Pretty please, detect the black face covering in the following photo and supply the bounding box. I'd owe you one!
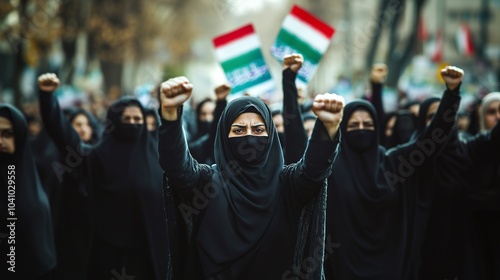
[346,129,376,152]
[114,123,143,140]
[228,135,269,163]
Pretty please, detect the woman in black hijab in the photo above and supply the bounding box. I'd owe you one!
[384,110,417,149]
[47,107,102,280]
[324,66,463,280]
[418,93,500,279]
[189,85,230,165]
[37,73,168,280]
[0,104,56,279]
[158,76,343,279]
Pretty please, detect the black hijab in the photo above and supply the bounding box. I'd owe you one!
[326,100,402,279]
[196,96,284,276]
[385,110,416,149]
[143,107,160,140]
[66,107,102,145]
[194,98,214,141]
[92,97,168,280]
[414,96,441,139]
[0,104,56,278]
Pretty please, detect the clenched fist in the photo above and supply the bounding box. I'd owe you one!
[214,84,231,101]
[283,53,304,73]
[441,66,464,91]
[38,73,60,92]
[370,63,388,84]
[160,76,193,121]
[312,93,345,139]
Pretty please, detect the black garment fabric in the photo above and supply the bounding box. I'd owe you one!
[39,92,168,280]
[369,81,386,145]
[30,129,62,205]
[159,96,339,279]
[189,99,227,165]
[385,110,417,149]
[282,68,308,164]
[325,85,460,280]
[0,104,56,279]
[420,120,500,280]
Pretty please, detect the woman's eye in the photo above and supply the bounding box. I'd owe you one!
[233,128,243,134]
[3,130,14,138]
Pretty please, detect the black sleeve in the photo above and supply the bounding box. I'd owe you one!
[284,120,340,208]
[158,109,212,195]
[38,90,92,156]
[370,81,386,142]
[466,120,500,163]
[386,84,461,180]
[371,81,385,123]
[282,68,308,164]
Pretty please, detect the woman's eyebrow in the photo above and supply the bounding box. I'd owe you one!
[231,124,247,127]
[251,123,265,128]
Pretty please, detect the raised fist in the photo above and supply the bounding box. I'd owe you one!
[440,66,464,91]
[312,93,345,138]
[160,76,193,120]
[371,63,388,84]
[38,73,60,92]
[283,53,304,73]
[214,84,231,101]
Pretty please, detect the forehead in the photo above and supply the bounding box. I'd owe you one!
[200,102,215,111]
[73,113,89,122]
[348,109,373,122]
[0,116,13,128]
[122,106,142,115]
[232,112,265,125]
[487,100,500,108]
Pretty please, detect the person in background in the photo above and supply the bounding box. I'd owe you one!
[0,104,56,280]
[38,73,169,280]
[324,66,463,280]
[189,84,230,165]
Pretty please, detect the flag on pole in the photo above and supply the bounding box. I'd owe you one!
[456,24,474,57]
[270,5,335,88]
[213,24,275,97]
[425,31,443,62]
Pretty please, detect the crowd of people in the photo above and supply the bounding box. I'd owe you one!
[1,53,499,280]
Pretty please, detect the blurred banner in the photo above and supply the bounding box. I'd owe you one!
[213,24,275,98]
[271,5,335,88]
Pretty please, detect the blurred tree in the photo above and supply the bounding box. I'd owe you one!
[366,0,427,88]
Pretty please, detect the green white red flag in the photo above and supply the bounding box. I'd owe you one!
[213,24,275,97]
[271,5,335,88]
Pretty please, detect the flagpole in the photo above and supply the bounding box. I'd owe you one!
[440,0,446,61]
